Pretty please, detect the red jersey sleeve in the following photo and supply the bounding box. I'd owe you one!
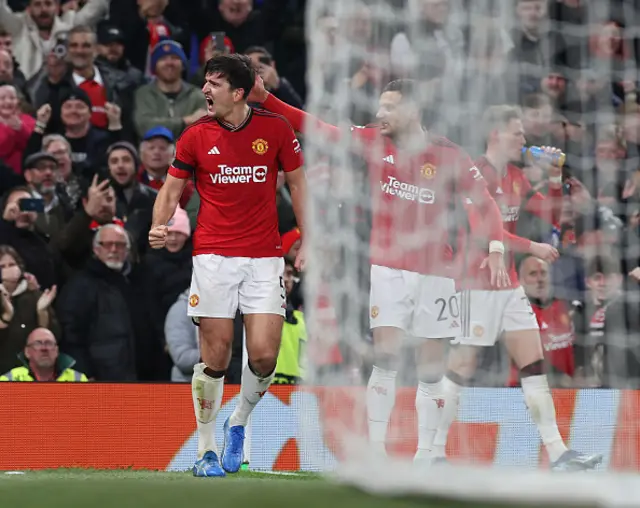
[452,150,504,243]
[277,118,304,172]
[524,177,563,226]
[168,127,198,180]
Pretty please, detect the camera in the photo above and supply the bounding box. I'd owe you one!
[52,32,68,59]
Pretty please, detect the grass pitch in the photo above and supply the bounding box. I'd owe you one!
[0,469,597,508]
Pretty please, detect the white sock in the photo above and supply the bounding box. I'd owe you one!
[521,374,568,463]
[192,363,224,459]
[414,380,445,460]
[229,364,274,427]
[432,376,463,459]
[366,365,397,454]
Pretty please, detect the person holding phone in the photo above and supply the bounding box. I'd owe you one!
[0,186,57,290]
[245,46,303,109]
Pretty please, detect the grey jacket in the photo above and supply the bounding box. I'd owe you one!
[165,291,199,383]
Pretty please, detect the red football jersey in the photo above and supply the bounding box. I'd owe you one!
[351,127,488,275]
[508,298,575,386]
[168,109,303,257]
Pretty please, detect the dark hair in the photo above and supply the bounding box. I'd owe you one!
[204,54,255,100]
[0,244,25,272]
[1,185,32,214]
[587,254,620,278]
[244,46,272,64]
[382,79,418,102]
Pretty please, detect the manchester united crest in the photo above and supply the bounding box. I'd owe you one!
[420,163,436,179]
[252,138,269,155]
[189,294,200,307]
[473,325,484,337]
[371,306,379,318]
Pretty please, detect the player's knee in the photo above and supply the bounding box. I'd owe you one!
[372,352,400,372]
[417,363,444,384]
[519,359,545,378]
[249,357,277,378]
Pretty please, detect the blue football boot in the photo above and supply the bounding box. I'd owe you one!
[551,450,603,472]
[192,450,226,477]
[221,417,245,473]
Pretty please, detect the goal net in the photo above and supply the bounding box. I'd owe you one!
[297,0,640,504]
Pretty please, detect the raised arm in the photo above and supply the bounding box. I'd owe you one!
[249,75,341,142]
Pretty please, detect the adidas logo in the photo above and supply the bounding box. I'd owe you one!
[383,155,394,164]
[208,146,221,155]
[450,320,459,328]
[496,186,503,194]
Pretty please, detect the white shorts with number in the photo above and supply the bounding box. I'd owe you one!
[369,265,460,338]
[188,254,286,319]
[454,286,538,346]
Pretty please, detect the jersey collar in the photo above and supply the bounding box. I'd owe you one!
[216,107,253,132]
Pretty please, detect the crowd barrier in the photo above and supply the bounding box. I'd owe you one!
[1,384,638,471]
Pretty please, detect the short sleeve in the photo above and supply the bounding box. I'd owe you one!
[277,119,304,172]
[168,127,198,179]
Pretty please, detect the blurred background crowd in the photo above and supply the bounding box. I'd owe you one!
[0,0,639,390]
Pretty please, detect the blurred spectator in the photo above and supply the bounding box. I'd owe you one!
[273,258,307,385]
[138,126,194,209]
[0,327,87,381]
[281,227,301,263]
[54,175,117,272]
[512,255,575,388]
[521,93,554,147]
[0,48,28,104]
[133,40,206,140]
[0,245,59,375]
[573,254,640,388]
[108,0,188,76]
[0,28,27,90]
[24,33,72,135]
[0,0,109,80]
[57,223,143,381]
[41,133,82,210]
[245,46,302,108]
[25,90,123,179]
[106,141,155,257]
[0,186,58,288]
[65,24,136,137]
[0,83,35,174]
[96,22,146,88]
[144,206,191,378]
[22,151,72,241]
[165,289,199,382]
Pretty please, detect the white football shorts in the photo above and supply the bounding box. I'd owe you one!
[369,264,460,339]
[453,286,539,347]
[188,254,286,319]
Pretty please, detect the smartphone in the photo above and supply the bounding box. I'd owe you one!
[210,32,227,53]
[19,198,45,213]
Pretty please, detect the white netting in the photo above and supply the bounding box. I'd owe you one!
[297,0,640,504]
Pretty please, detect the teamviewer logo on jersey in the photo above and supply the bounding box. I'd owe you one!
[380,176,434,204]
[210,164,268,184]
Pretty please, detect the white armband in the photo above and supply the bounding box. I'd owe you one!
[549,175,562,185]
[489,241,505,254]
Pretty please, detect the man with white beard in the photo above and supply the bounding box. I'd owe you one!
[22,151,73,240]
[57,223,145,381]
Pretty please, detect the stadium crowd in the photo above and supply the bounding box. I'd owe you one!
[0,0,638,389]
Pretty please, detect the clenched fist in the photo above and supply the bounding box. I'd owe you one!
[149,225,168,249]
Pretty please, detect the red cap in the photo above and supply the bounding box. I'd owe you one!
[281,228,301,255]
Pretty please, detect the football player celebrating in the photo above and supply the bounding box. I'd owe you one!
[248,76,509,461]
[149,55,306,477]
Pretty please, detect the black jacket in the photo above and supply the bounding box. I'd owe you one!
[112,181,156,259]
[57,258,146,381]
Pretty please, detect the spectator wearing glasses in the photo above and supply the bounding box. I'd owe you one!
[0,327,87,381]
[58,223,144,381]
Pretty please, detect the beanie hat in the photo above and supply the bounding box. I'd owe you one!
[151,40,187,72]
[167,206,191,237]
[281,227,301,255]
[106,141,139,166]
[61,88,92,110]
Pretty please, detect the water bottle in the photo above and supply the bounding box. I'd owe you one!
[522,146,566,168]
